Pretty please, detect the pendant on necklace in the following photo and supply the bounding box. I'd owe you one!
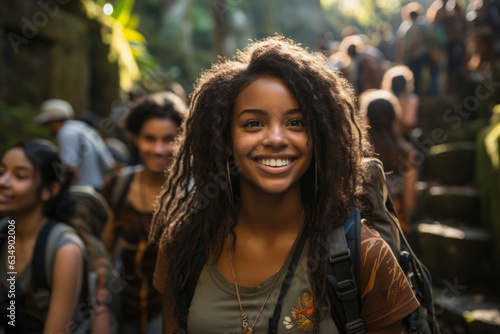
[241,314,252,334]
[242,327,253,334]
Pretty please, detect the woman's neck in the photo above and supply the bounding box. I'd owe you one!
[236,183,304,236]
[141,167,165,188]
[9,206,47,241]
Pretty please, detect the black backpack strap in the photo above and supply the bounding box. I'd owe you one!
[110,165,139,215]
[268,227,309,334]
[174,249,206,333]
[32,220,59,310]
[327,208,365,334]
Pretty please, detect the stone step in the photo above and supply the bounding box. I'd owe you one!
[434,286,500,334]
[417,221,494,288]
[416,184,481,226]
[420,141,476,185]
[413,118,485,147]
[416,94,488,144]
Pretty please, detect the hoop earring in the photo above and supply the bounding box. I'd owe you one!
[314,161,318,204]
[227,158,234,206]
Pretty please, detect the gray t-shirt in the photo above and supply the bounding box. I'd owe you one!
[58,120,115,190]
[187,243,338,334]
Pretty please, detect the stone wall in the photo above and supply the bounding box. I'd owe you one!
[0,0,121,116]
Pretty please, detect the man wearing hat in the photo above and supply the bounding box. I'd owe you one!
[34,99,116,190]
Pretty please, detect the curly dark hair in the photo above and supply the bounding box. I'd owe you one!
[124,91,186,135]
[150,36,371,329]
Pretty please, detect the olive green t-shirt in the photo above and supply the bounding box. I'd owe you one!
[154,223,419,333]
[187,243,336,333]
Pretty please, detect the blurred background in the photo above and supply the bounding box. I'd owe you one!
[1,0,500,332]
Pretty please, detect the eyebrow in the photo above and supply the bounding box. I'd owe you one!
[16,165,34,171]
[0,164,33,173]
[237,108,302,118]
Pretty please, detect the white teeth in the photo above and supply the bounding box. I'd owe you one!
[256,158,293,167]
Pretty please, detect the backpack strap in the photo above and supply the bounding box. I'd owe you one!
[110,165,140,215]
[174,247,206,334]
[327,208,365,334]
[32,220,88,312]
[268,227,309,334]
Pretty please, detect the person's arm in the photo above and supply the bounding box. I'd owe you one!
[161,299,178,334]
[91,261,111,334]
[100,174,119,259]
[403,158,419,223]
[91,303,111,334]
[402,94,419,132]
[43,242,84,334]
[101,211,117,259]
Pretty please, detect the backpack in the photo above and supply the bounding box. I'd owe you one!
[109,165,141,215]
[324,158,439,334]
[172,158,439,334]
[0,219,92,334]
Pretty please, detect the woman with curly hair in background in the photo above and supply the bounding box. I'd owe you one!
[151,36,419,334]
[101,92,186,334]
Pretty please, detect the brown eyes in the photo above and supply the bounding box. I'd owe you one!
[242,119,306,128]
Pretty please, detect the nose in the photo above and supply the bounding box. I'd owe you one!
[0,172,11,188]
[153,141,166,155]
[262,124,288,149]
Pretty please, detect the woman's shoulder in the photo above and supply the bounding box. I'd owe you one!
[358,221,419,330]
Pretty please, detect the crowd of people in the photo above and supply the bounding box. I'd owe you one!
[3,1,500,332]
[324,0,500,97]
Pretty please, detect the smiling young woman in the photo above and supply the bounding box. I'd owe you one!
[150,36,419,334]
[0,140,85,333]
[100,92,186,334]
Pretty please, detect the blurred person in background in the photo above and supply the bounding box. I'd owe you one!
[396,2,440,96]
[360,90,418,234]
[101,92,186,334]
[466,0,500,72]
[34,99,116,191]
[330,34,385,94]
[381,65,420,141]
[70,185,117,334]
[164,82,187,106]
[371,23,397,62]
[0,140,85,333]
[427,0,467,93]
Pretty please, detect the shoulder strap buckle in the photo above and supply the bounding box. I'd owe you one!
[346,319,365,334]
[335,279,358,301]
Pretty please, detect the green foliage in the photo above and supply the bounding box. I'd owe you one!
[476,110,500,292]
[0,102,53,154]
[321,0,403,36]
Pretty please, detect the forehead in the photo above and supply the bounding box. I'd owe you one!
[1,148,36,173]
[234,76,299,113]
[139,118,178,134]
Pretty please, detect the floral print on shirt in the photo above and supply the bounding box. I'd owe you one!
[283,292,315,331]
